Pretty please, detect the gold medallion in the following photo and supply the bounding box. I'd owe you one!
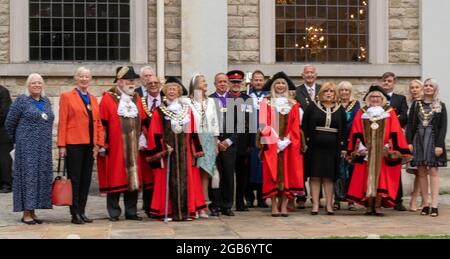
[371,122,379,130]
[221,108,228,113]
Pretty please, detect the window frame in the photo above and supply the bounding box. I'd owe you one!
[10,0,148,64]
[260,0,389,65]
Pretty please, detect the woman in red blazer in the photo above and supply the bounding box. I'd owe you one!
[57,67,104,224]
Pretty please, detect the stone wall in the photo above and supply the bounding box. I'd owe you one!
[0,0,9,63]
[148,0,181,64]
[228,0,260,64]
[389,0,420,64]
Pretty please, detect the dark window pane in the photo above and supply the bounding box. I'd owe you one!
[30,0,130,61]
[276,0,369,62]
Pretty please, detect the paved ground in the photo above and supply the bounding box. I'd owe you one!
[1,192,450,239]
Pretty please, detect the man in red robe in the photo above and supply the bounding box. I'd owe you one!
[97,66,147,221]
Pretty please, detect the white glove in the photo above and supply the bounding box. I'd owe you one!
[277,137,292,152]
[139,133,148,150]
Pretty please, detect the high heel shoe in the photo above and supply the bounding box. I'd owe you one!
[326,208,335,216]
[430,208,439,217]
[311,210,319,216]
[421,206,430,216]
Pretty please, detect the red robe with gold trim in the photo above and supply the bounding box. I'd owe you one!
[97,88,146,194]
[146,106,206,221]
[139,97,156,191]
[259,99,304,199]
[347,108,412,208]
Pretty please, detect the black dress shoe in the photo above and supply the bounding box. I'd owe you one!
[80,214,93,223]
[236,206,249,212]
[33,218,44,224]
[126,215,143,221]
[221,209,235,216]
[71,215,84,225]
[394,203,407,211]
[246,200,255,208]
[109,217,120,222]
[210,210,220,217]
[258,201,269,208]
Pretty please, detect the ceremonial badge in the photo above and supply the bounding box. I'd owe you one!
[42,113,49,121]
[221,108,228,113]
[87,104,92,111]
[371,122,379,130]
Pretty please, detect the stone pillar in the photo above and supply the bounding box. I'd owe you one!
[421,0,450,138]
[181,0,228,93]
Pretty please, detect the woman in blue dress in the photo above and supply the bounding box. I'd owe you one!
[334,81,360,211]
[5,73,55,225]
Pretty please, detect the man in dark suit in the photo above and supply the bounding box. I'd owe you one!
[382,72,409,211]
[227,70,252,212]
[136,73,161,218]
[0,85,13,193]
[295,64,322,110]
[136,66,155,98]
[209,73,239,217]
[295,65,322,208]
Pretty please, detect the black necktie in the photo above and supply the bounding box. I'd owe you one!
[151,98,158,111]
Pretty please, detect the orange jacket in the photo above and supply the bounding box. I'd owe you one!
[58,89,104,147]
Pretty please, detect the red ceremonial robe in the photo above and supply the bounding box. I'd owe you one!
[147,106,206,221]
[259,99,304,199]
[346,108,412,208]
[97,88,146,194]
[139,97,155,191]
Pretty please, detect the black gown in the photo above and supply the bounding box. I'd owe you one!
[302,102,347,180]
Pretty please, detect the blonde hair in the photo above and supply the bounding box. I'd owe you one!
[409,79,423,102]
[318,82,338,103]
[337,81,354,102]
[25,73,46,97]
[270,78,295,105]
[365,91,388,107]
[423,78,442,113]
[74,67,92,81]
[162,82,183,97]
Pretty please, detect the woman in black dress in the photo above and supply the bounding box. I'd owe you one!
[407,78,447,217]
[302,82,346,215]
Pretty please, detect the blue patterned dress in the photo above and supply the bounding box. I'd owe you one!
[5,95,54,212]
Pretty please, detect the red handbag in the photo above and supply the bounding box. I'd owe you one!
[51,158,73,206]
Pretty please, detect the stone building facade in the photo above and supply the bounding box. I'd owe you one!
[0,0,448,133]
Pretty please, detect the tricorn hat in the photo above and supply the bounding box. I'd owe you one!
[114,66,139,83]
[262,71,296,92]
[165,76,188,96]
[364,85,389,101]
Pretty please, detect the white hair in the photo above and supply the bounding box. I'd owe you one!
[74,67,92,81]
[25,73,46,97]
[424,78,442,113]
[140,66,155,77]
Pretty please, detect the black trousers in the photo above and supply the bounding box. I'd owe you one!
[142,188,154,214]
[246,183,263,205]
[235,154,249,208]
[209,147,236,211]
[396,176,403,204]
[107,191,138,218]
[0,143,13,188]
[66,144,94,216]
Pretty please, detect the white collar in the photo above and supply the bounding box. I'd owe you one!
[305,83,316,89]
